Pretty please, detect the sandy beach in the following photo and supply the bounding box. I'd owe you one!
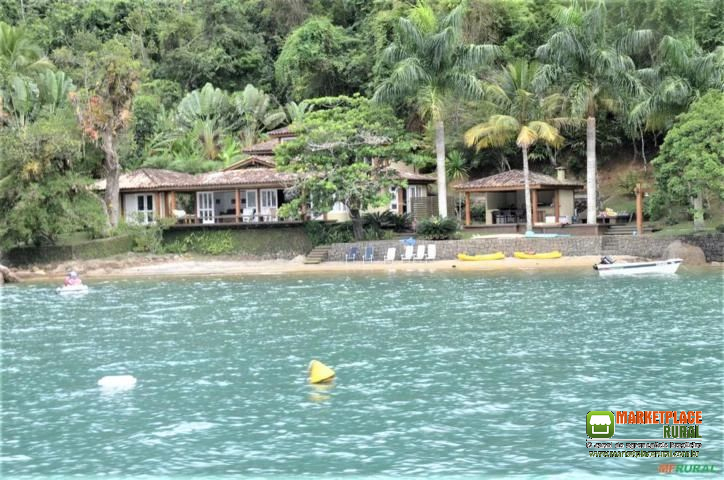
[11,254,662,281]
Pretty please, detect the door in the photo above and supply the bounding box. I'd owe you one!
[135,194,154,224]
[197,192,214,223]
[260,189,277,219]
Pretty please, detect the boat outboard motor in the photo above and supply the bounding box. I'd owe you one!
[601,256,615,264]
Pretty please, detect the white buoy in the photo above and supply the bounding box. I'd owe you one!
[98,375,137,391]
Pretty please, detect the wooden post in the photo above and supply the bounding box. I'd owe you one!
[465,191,471,226]
[235,189,241,223]
[155,192,161,219]
[554,189,560,223]
[635,183,643,236]
[169,191,176,212]
[397,188,404,214]
[532,189,538,226]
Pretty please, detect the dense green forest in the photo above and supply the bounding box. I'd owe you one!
[0,0,722,247]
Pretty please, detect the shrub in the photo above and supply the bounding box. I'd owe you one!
[115,217,175,253]
[416,216,459,240]
[304,221,354,245]
[165,231,235,255]
[471,204,486,222]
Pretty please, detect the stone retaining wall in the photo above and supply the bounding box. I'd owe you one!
[327,233,724,262]
[679,234,724,262]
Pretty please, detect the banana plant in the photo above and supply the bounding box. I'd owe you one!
[233,84,285,146]
[37,70,74,114]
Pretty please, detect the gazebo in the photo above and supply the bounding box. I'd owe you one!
[455,168,583,227]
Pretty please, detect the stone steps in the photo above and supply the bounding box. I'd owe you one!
[605,225,653,235]
[303,245,331,264]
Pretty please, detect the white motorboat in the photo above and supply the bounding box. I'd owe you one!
[56,284,89,295]
[594,257,683,276]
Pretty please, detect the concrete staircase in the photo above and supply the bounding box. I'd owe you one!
[303,245,331,264]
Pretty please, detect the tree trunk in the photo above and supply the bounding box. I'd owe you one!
[586,116,597,225]
[102,129,121,227]
[434,120,448,218]
[522,146,533,232]
[350,208,364,240]
[692,191,705,230]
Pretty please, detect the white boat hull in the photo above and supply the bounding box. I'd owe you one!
[595,258,682,277]
[57,284,89,295]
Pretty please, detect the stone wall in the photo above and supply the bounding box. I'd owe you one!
[679,233,724,262]
[328,237,603,261]
[4,236,134,267]
[327,233,724,262]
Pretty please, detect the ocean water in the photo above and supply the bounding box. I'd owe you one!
[1,270,722,478]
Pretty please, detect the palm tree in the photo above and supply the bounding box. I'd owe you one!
[632,36,723,133]
[373,1,498,217]
[536,0,651,224]
[0,22,53,76]
[465,61,565,232]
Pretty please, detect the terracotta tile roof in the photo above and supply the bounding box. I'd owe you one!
[266,126,295,138]
[95,167,296,191]
[195,168,297,187]
[223,155,276,171]
[242,138,281,154]
[93,168,196,190]
[455,169,583,191]
[393,169,437,183]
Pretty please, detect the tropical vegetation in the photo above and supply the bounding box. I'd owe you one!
[0,0,722,249]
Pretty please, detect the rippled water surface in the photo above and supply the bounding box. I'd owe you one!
[1,270,722,478]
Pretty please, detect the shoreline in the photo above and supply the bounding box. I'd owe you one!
[10,255,722,282]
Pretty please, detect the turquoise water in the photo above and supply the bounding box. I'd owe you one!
[1,270,722,478]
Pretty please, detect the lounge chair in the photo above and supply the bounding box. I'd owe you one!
[401,245,414,262]
[413,245,426,261]
[242,208,256,223]
[425,244,437,262]
[383,247,396,263]
[345,246,359,262]
[362,246,374,263]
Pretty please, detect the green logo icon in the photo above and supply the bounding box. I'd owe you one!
[587,411,615,438]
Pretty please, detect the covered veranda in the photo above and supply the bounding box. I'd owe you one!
[455,169,584,230]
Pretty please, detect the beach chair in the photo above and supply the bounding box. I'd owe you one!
[401,245,414,262]
[413,244,426,261]
[425,244,437,262]
[383,247,396,263]
[345,246,359,262]
[362,246,374,263]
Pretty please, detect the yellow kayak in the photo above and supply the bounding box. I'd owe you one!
[457,252,505,261]
[513,251,563,259]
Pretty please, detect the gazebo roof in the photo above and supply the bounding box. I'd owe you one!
[455,169,582,191]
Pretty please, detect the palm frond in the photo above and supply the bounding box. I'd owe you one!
[616,29,655,55]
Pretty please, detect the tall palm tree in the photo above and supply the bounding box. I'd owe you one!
[632,36,723,133]
[536,0,651,224]
[465,61,565,232]
[373,1,498,217]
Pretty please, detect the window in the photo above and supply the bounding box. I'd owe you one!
[245,190,257,209]
[389,187,399,212]
[261,189,277,210]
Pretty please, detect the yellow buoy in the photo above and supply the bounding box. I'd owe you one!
[308,360,335,384]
